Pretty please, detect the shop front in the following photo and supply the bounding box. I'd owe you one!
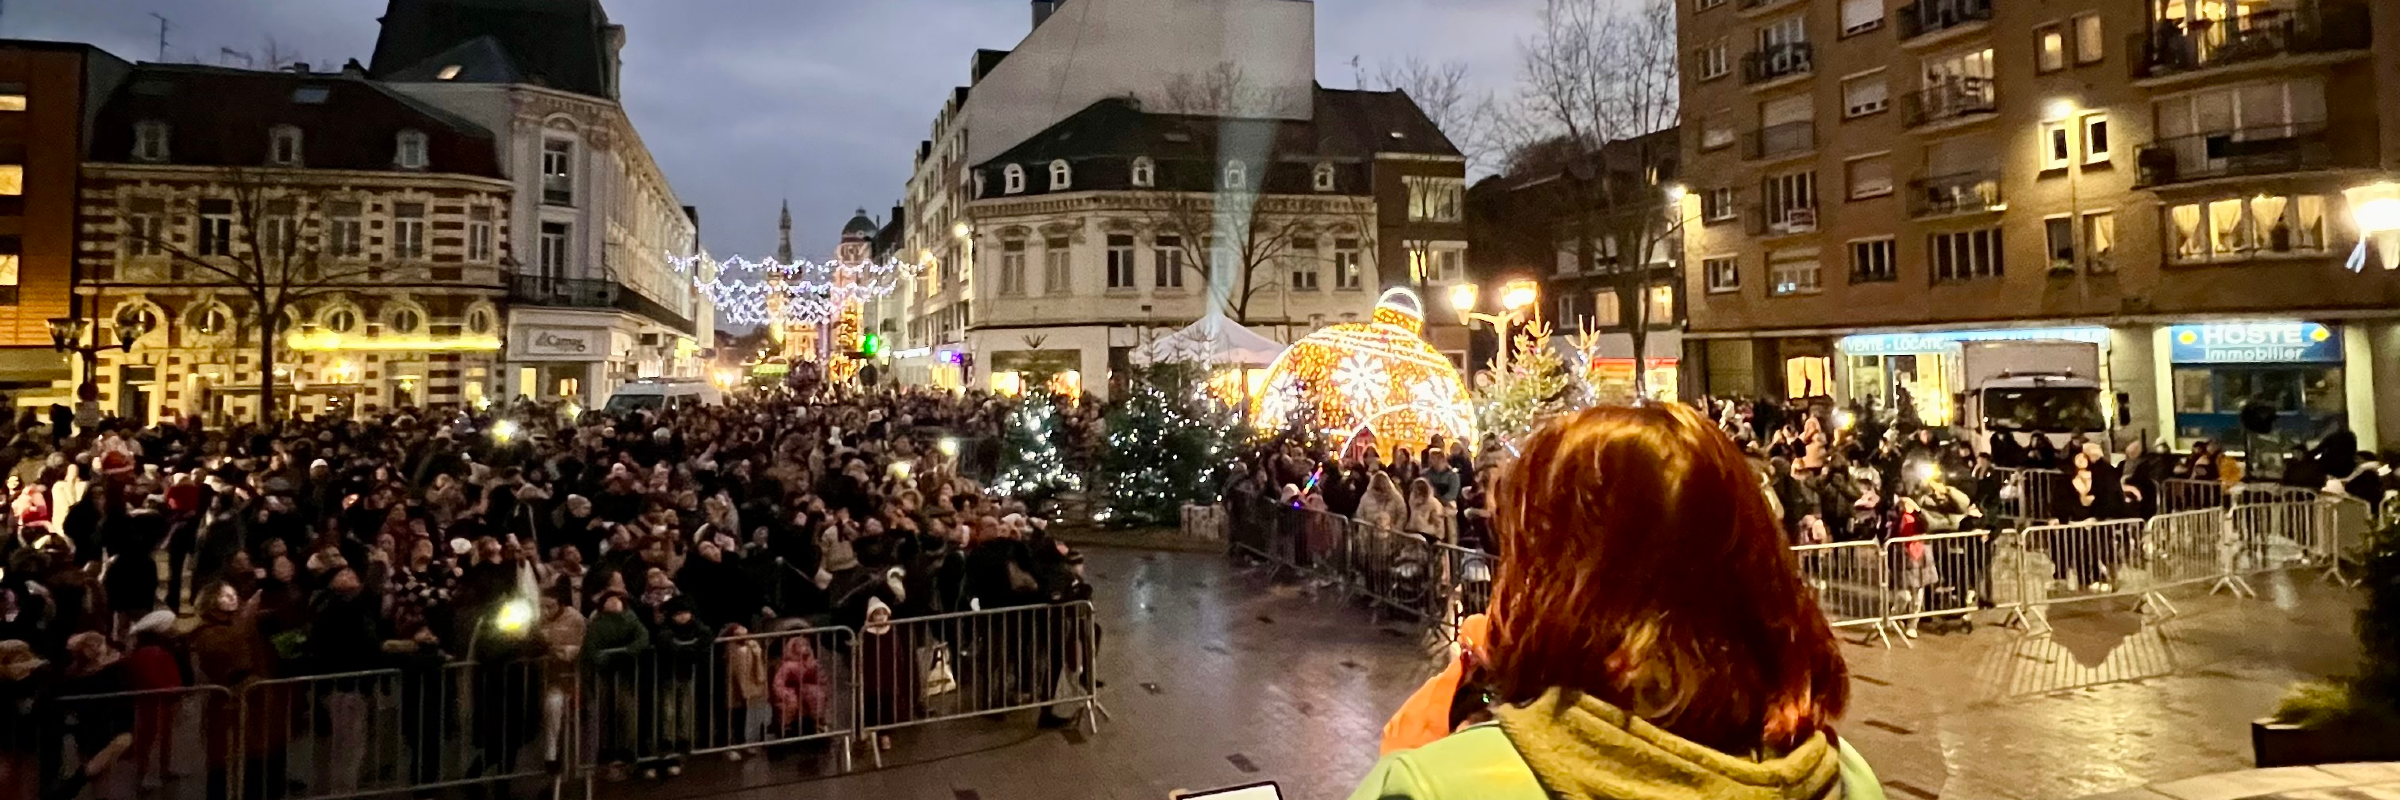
[509,324,611,407]
[1835,327,2113,425]
[2165,321,2346,447]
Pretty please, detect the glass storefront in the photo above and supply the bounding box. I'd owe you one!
[2166,321,2346,447]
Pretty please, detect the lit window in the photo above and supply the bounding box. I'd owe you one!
[1645,285,1674,325]
[0,165,20,196]
[437,64,463,80]
[1594,290,1622,326]
[2074,14,2104,64]
[2084,211,2116,272]
[2037,27,2066,72]
[0,83,24,111]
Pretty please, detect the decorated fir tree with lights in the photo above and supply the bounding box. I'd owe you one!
[1474,321,1572,446]
[1098,366,1242,527]
[994,386,1081,507]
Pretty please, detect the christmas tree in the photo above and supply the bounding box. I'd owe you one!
[993,386,1081,507]
[1474,321,1572,447]
[1098,366,1244,527]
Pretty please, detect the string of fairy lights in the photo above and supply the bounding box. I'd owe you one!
[668,253,927,327]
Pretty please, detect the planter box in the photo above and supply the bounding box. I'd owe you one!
[2253,718,2400,767]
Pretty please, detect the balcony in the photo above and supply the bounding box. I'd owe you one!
[1908,171,2004,218]
[2132,122,2363,187]
[1902,78,1998,129]
[1743,121,1816,161]
[509,274,696,334]
[1741,43,1814,86]
[1897,0,1994,44]
[1745,203,1819,237]
[2134,1,2372,82]
[1735,0,1803,14]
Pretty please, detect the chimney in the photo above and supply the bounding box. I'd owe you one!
[290,62,311,74]
[1032,0,1058,29]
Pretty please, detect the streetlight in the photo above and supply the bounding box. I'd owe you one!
[49,315,140,421]
[2343,181,2400,271]
[1451,278,1541,382]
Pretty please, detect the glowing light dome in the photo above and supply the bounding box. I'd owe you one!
[1252,287,1474,458]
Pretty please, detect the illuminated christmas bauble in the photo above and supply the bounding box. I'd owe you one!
[1253,288,1474,457]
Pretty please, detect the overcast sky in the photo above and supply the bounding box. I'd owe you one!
[4,0,1541,263]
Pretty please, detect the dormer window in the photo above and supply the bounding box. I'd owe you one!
[133,121,170,162]
[436,64,463,81]
[1313,163,1336,192]
[1131,157,1156,188]
[269,125,304,167]
[395,130,429,170]
[1003,164,1026,194]
[1049,160,1071,191]
[1223,160,1247,190]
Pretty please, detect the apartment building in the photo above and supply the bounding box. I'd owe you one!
[0,41,130,401]
[1680,0,2400,449]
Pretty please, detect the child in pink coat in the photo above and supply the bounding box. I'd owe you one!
[769,637,828,737]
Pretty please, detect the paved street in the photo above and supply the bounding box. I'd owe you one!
[605,545,2365,800]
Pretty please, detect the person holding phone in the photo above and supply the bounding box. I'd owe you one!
[1349,404,1883,800]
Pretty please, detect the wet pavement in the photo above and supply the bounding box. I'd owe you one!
[569,545,2367,800]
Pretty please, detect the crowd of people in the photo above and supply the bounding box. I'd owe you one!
[0,380,1102,799]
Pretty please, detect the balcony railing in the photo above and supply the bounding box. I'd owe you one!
[542,176,574,206]
[1741,42,1814,85]
[2135,1,2372,79]
[1735,0,1802,12]
[1744,203,1819,237]
[510,274,697,334]
[1743,121,1816,161]
[1908,170,2004,218]
[2132,122,2357,187]
[1897,0,1995,41]
[1902,77,1998,128]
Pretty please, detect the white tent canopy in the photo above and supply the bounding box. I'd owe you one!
[1140,311,1288,366]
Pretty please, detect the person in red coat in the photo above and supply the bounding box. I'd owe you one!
[121,610,184,790]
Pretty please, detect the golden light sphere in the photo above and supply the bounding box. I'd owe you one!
[1253,288,1474,458]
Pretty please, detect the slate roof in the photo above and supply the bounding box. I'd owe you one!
[368,0,618,99]
[89,63,504,178]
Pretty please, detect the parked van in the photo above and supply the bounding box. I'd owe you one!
[604,378,721,413]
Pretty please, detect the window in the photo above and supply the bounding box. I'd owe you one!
[1701,113,1736,150]
[259,201,298,259]
[1313,163,1337,192]
[1704,255,1740,293]
[0,83,23,111]
[1769,250,1822,296]
[123,202,163,257]
[2084,212,2116,272]
[1289,237,1320,290]
[1334,239,1362,289]
[1838,0,1883,35]
[1929,226,2005,281]
[2040,121,2072,170]
[998,240,1028,294]
[1106,234,1138,288]
[465,306,495,335]
[2166,195,2332,263]
[1131,157,1156,188]
[1223,161,1247,189]
[1841,72,1888,117]
[1845,154,1892,199]
[1594,290,1623,327]
[1003,164,1026,194]
[328,201,363,258]
[197,199,234,257]
[395,130,429,169]
[1153,235,1185,288]
[394,203,427,260]
[1701,187,1737,222]
[1413,245,1464,284]
[1043,237,1072,294]
[387,308,423,336]
[437,64,464,81]
[1644,285,1675,326]
[321,306,360,334]
[2037,26,2066,72]
[1697,0,1725,10]
[0,164,19,197]
[292,86,331,104]
[2044,216,2077,270]
[190,304,231,337]
[468,207,495,262]
[1762,170,1817,231]
[542,139,574,205]
[2081,113,2111,164]
[2074,14,2104,64]
[1406,177,1464,222]
[134,121,170,162]
[1048,160,1071,191]
[269,125,303,167]
[0,236,16,304]
[1696,40,1730,80]
[538,222,571,279]
[1849,238,1897,282]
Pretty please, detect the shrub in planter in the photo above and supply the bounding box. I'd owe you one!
[2258,515,2400,766]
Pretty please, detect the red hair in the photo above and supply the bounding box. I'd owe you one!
[1486,403,1848,753]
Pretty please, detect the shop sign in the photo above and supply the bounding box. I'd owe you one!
[522,328,605,359]
[891,347,933,360]
[1837,327,2112,356]
[2168,322,2341,364]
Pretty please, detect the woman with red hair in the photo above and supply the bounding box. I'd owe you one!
[1352,403,1882,799]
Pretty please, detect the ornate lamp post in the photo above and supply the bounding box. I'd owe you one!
[49,314,139,423]
[1448,278,1541,385]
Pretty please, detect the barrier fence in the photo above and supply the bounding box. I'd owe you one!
[1221,486,2364,648]
[19,607,1099,800]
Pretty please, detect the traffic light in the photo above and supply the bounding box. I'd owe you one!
[860,333,883,357]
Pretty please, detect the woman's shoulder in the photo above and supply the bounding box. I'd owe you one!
[1347,726,1548,800]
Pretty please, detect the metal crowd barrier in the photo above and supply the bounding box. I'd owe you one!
[1347,519,1442,625]
[1221,493,1501,644]
[2009,519,2162,633]
[859,602,1102,767]
[1791,540,1895,647]
[2157,478,2227,515]
[26,684,238,800]
[1881,530,1993,638]
[1990,468,2069,530]
[580,625,861,784]
[240,658,554,800]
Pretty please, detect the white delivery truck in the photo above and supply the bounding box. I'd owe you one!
[1954,339,2112,453]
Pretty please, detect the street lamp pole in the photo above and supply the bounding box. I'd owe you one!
[49,309,140,431]
[1448,279,1541,385]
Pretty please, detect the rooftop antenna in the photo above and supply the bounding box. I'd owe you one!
[147,13,170,62]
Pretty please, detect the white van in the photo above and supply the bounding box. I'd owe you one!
[604,379,722,413]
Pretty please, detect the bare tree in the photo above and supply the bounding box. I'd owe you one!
[1159,62,1293,118]
[1369,57,1502,175]
[125,167,380,422]
[1136,189,1314,326]
[1502,0,1684,399]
